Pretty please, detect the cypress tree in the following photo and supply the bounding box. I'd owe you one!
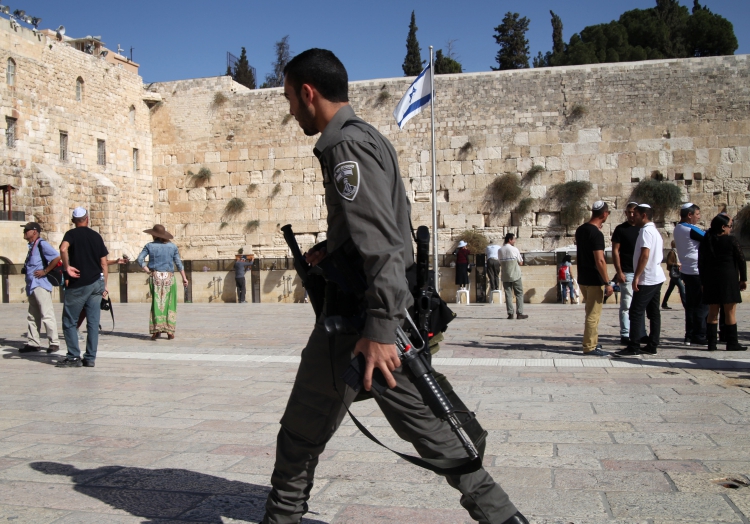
[402,11,424,76]
[233,47,256,90]
[492,12,531,70]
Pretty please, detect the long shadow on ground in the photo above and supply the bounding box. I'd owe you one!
[30,462,327,523]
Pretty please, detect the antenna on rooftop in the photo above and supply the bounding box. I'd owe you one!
[117,44,124,54]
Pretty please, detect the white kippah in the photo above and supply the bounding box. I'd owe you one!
[626,201,639,206]
[72,207,87,218]
[592,200,606,211]
[681,202,695,210]
[637,203,652,209]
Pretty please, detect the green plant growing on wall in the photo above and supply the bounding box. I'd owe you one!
[213,92,228,106]
[219,222,229,230]
[273,170,282,180]
[224,197,246,216]
[549,180,593,225]
[270,183,281,198]
[567,104,587,123]
[489,173,523,204]
[525,165,544,180]
[247,183,258,194]
[515,197,535,216]
[244,220,260,233]
[631,178,682,219]
[188,167,212,186]
[238,247,244,255]
[281,113,293,125]
[455,230,489,255]
[457,141,473,160]
[375,89,391,107]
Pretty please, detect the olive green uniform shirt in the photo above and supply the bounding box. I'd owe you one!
[313,105,414,344]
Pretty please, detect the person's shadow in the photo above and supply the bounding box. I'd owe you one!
[30,462,328,523]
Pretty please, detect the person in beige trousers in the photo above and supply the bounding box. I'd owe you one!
[19,222,61,353]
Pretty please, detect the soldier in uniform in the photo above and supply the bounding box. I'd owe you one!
[263,48,526,524]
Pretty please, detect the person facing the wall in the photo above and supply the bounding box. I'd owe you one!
[575,200,613,357]
[234,255,253,303]
[19,221,61,354]
[485,238,501,292]
[499,233,527,320]
[674,202,707,346]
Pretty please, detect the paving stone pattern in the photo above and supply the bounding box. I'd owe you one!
[1,302,750,523]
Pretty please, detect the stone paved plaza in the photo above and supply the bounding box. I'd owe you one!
[1,301,750,523]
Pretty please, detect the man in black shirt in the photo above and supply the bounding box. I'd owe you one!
[57,207,109,368]
[612,202,641,345]
[575,201,613,356]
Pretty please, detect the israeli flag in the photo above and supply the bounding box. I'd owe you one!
[393,64,432,130]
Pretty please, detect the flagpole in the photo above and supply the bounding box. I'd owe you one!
[429,46,439,292]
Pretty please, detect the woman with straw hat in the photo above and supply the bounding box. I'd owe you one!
[137,225,188,340]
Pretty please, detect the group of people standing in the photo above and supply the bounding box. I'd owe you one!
[575,200,746,357]
[20,209,188,365]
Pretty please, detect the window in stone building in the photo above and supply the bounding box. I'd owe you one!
[76,77,84,102]
[60,132,68,162]
[6,58,15,86]
[129,105,135,124]
[6,117,16,148]
[97,139,106,166]
[132,148,139,172]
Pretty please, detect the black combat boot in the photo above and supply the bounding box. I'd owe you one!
[502,512,530,524]
[725,324,747,351]
[706,323,718,352]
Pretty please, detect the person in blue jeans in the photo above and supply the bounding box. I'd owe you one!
[612,202,642,345]
[57,207,110,368]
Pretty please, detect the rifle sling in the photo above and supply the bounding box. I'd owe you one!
[327,335,482,476]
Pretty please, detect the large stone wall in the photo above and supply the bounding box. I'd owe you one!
[150,54,750,259]
[0,22,155,258]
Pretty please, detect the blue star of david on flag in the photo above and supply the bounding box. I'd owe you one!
[393,64,432,130]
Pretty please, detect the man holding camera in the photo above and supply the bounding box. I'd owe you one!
[57,207,109,368]
[262,49,526,524]
[19,221,61,353]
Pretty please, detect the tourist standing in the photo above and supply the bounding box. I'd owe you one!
[575,201,613,356]
[611,202,641,345]
[674,203,707,345]
[614,204,665,358]
[499,233,527,319]
[137,225,188,340]
[699,214,747,351]
[455,240,470,290]
[485,239,501,291]
[19,222,61,354]
[234,255,253,303]
[57,207,109,368]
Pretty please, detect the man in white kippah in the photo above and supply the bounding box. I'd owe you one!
[673,202,707,346]
[614,204,665,358]
[575,200,613,357]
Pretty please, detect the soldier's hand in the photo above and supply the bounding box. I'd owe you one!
[354,338,401,391]
[305,247,327,267]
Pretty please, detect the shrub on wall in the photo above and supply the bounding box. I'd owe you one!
[224,198,246,216]
[631,179,682,219]
[489,173,522,204]
[549,181,593,225]
[244,220,260,233]
[515,197,535,216]
[454,230,489,255]
[188,167,212,186]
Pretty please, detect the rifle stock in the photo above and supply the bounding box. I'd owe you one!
[281,224,326,317]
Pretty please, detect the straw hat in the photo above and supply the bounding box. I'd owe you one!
[143,224,174,240]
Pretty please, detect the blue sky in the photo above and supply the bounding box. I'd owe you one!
[21,0,749,84]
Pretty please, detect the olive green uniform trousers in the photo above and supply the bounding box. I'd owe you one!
[263,323,518,524]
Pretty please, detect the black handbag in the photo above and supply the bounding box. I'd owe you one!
[669,265,680,279]
[37,241,64,287]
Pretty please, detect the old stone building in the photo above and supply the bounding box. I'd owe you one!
[2,18,750,263]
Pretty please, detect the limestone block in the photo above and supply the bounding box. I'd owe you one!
[466,214,484,228]
[514,132,529,146]
[721,148,738,164]
[631,167,646,181]
[529,185,547,199]
[204,151,221,163]
[472,160,485,174]
[188,187,206,201]
[239,149,249,160]
[566,170,590,182]
[442,213,466,229]
[546,157,562,171]
[596,154,618,169]
[450,136,468,149]
[517,157,532,173]
[536,212,560,227]
[668,137,693,150]
[517,225,533,238]
[658,150,673,166]
[637,139,662,152]
[485,147,503,160]
[578,128,601,143]
[716,165,732,178]
[528,131,546,145]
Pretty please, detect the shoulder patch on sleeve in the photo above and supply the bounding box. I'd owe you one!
[333,161,360,202]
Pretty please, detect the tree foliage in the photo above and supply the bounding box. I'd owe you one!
[492,12,530,70]
[402,11,424,76]
[261,36,291,88]
[434,49,462,74]
[533,0,737,68]
[229,47,256,90]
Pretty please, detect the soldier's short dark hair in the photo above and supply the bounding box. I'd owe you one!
[283,48,349,103]
[680,204,700,220]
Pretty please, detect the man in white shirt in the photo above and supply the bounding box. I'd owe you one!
[613,204,666,358]
[485,239,501,291]
[499,233,528,320]
[673,202,707,345]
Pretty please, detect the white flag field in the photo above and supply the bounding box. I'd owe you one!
[393,64,432,130]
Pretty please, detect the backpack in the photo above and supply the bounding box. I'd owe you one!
[558,265,569,281]
[37,240,64,287]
